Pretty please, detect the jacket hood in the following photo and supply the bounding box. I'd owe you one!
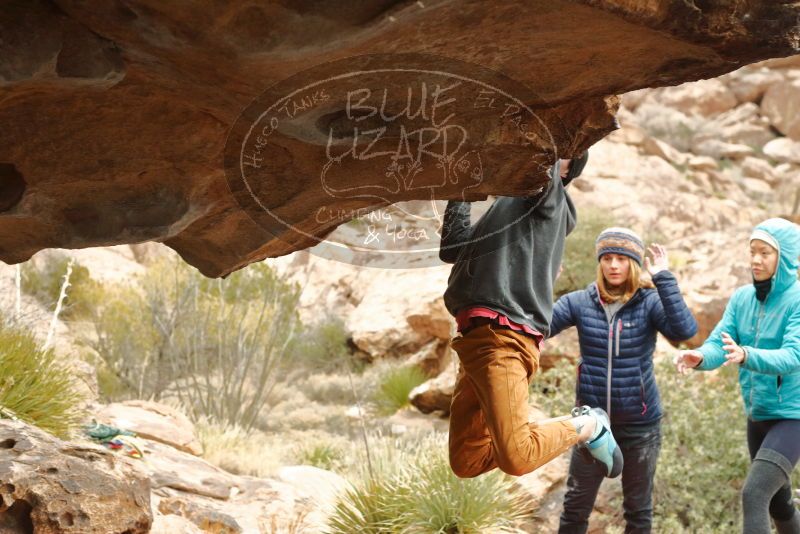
[753,218,800,295]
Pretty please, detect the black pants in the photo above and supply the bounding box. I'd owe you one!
[558,420,661,534]
[742,419,800,533]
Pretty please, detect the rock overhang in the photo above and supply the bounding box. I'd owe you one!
[0,0,798,276]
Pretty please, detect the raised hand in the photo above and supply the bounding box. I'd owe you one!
[722,332,746,366]
[673,350,703,375]
[644,244,669,276]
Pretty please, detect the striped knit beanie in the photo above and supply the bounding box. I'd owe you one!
[596,227,645,266]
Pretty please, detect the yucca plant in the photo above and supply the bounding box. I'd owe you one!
[402,450,530,533]
[372,365,428,415]
[327,477,409,534]
[0,323,86,438]
[327,434,530,533]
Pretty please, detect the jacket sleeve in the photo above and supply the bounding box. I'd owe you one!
[697,290,742,371]
[548,292,576,338]
[741,305,800,375]
[439,201,473,264]
[648,270,698,341]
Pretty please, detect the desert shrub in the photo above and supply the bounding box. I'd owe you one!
[0,321,86,438]
[288,316,363,374]
[21,254,101,319]
[632,103,701,152]
[371,364,427,416]
[89,284,157,399]
[327,434,529,533]
[89,258,302,430]
[328,476,406,533]
[196,420,284,477]
[298,443,345,472]
[297,373,355,406]
[555,208,618,297]
[263,393,351,434]
[652,358,749,532]
[198,417,354,478]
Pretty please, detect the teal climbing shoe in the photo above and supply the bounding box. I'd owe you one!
[583,407,623,478]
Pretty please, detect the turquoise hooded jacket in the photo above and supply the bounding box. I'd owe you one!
[697,218,800,420]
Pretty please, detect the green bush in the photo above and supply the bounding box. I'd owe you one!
[21,255,100,319]
[288,316,361,374]
[372,364,428,415]
[299,443,345,472]
[327,435,529,533]
[196,420,286,477]
[653,358,749,532]
[88,258,302,430]
[0,322,86,438]
[555,208,618,297]
[297,373,355,406]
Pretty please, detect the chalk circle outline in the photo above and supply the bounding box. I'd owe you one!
[224,53,568,267]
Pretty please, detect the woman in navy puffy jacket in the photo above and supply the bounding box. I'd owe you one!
[549,227,698,534]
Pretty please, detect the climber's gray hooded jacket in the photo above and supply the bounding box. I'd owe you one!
[440,155,587,337]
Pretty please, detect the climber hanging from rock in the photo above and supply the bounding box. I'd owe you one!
[439,150,624,479]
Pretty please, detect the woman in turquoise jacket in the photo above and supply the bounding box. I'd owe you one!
[675,217,800,534]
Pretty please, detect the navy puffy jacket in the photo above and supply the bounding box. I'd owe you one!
[549,271,698,424]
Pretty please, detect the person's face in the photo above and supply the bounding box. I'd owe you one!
[600,253,630,287]
[559,159,571,180]
[750,239,779,281]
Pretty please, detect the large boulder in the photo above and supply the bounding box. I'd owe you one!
[0,419,151,533]
[1,1,799,276]
[655,79,739,117]
[761,80,800,141]
[763,138,800,164]
[409,363,457,415]
[641,137,689,167]
[741,156,779,185]
[150,467,350,534]
[692,103,775,149]
[95,400,203,456]
[406,339,453,378]
[134,438,240,500]
[723,66,785,103]
[684,293,731,350]
[344,269,450,359]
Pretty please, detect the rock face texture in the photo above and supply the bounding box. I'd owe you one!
[1,1,798,276]
[0,415,352,533]
[0,419,151,533]
[95,400,203,457]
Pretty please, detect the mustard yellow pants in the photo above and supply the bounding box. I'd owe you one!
[448,323,578,477]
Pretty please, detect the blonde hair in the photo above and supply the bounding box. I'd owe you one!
[596,257,654,304]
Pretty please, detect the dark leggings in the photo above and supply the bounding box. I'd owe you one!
[743,419,800,532]
[748,419,800,466]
